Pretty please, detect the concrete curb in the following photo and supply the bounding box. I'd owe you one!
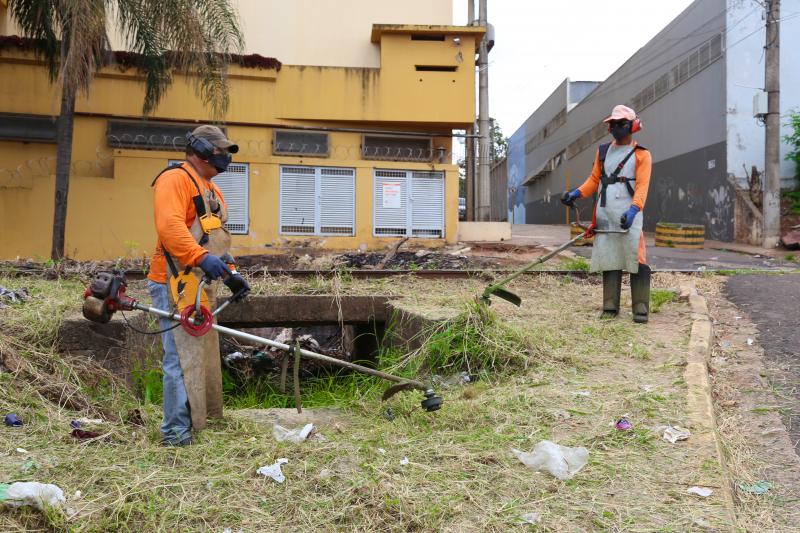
[680,281,738,529]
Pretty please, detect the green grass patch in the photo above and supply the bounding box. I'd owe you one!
[394,300,541,375]
[650,289,677,313]
[562,256,590,271]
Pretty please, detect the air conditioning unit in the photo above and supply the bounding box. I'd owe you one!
[753,91,768,118]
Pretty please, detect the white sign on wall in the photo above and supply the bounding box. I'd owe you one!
[382,182,402,208]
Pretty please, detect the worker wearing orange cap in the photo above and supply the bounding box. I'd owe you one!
[561,105,652,323]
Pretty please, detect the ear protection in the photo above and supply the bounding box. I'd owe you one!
[186,132,215,160]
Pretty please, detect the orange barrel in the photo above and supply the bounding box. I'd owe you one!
[655,222,705,249]
[570,223,594,246]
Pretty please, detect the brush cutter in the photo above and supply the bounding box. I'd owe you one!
[81,271,443,412]
[480,205,628,306]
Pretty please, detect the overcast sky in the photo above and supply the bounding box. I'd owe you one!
[452,0,696,137]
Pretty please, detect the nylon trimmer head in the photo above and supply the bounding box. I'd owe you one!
[480,287,522,307]
[381,383,443,412]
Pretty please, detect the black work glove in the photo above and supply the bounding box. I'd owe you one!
[224,273,251,301]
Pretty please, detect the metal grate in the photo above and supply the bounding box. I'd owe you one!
[273,130,329,157]
[411,171,445,239]
[363,136,432,162]
[0,113,57,143]
[319,168,355,236]
[279,165,355,236]
[280,167,317,234]
[112,121,207,151]
[373,170,444,238]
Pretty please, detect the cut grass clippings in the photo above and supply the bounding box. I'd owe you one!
[0,272,739,531]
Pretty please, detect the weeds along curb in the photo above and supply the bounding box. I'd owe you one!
[680,281,738,529]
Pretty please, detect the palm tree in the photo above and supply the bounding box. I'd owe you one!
[8,0,244,260]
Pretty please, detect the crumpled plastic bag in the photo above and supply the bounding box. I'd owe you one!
[512,440,589,480]
[687,486,713,497]
[272,423,314,443]
[257,458,289,483]
[662,426,691,443]
[0,482,65,511]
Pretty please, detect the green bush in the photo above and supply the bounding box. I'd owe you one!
[784,110,800,186]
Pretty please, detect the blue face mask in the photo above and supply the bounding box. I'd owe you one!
[208,153,232,173]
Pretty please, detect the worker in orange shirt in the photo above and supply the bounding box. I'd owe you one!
[561,105,652,323]
[147,125,250,446]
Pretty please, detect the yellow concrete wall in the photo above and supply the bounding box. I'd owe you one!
[0,117,459,260]
[277,33,477,126]
[0,2,452,69]
[0,26,472,260]
[228,0,453,67]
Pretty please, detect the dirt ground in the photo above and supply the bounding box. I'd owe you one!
[1,270,797,531]
[0,273,738,531]
[701,275,800,531]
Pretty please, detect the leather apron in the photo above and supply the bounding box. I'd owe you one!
[590,144,642,274]
[168,183,231,430]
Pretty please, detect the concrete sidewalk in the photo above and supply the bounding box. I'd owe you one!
[509,224,793,270]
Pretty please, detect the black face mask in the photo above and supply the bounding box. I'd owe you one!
[208,153,232,173]
[610,121,632,141]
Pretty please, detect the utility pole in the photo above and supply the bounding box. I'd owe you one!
[465,0,476,221]
[763,0,781,248]
[477,0,491,221]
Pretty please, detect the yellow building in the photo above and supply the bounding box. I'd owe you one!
[0,1,482,260]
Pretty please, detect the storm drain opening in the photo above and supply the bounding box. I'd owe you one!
[58,293,437,409]
[212,295,406,407]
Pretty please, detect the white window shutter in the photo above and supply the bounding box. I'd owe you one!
[280,166,316,234]
[411,171,444,238]
[319,168,355,235]
[168,159,250,235]
[374,170,409,236]
[213,163,249,234]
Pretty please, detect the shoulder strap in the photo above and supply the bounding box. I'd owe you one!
[598,143,611,163]
[609,147,639,179]
[151,163,206,217]
[151,164,209,277]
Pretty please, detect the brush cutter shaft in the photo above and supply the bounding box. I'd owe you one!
[483,231,588,297]
[132,302,426,391]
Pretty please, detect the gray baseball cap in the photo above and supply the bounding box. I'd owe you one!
[191,125,239,154]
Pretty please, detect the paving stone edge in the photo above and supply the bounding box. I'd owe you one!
[680,281,738,529]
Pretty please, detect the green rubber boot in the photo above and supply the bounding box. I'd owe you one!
[601,270,622,318]
[630,263,651,324]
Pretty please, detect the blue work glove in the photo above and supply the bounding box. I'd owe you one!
[619,205,640,230]
[198,254,230,280]
[560,189,582,207]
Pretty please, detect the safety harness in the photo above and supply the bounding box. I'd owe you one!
[151,163,222,278]
[598,143,646,207]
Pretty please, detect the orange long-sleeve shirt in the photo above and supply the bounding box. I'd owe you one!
[576,142,652,210]
[147,162,226,283]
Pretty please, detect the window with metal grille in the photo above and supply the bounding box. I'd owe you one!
[0,113,57,143]
[112,121,202,151]
[273,130,329,157]
[169,160,250,234]
[373,169,445,238]
[363,136,432,162]
[279,165,355,236]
